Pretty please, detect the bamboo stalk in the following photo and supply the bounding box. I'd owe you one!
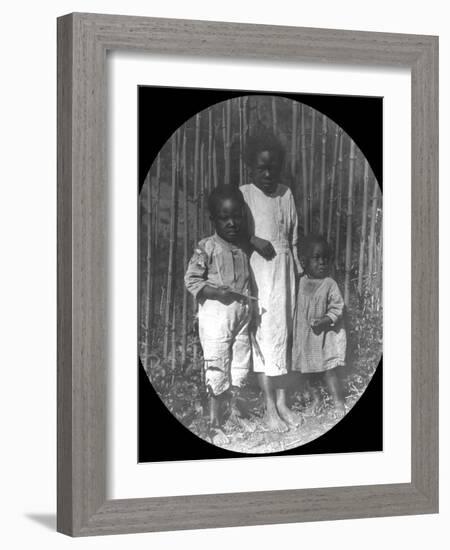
[143,171,152,349]
[193,114,200,248]
[326,127,340,243]
[208,108,213,195]
[308,109,316,232]
[256,97,262,126]
[159,286,166,317]
[222,105,226,147]
[239,97,244,186]
[150,156,161,330]
[222,106,227,185]
[334,133,345,269]
[248,96,255,134]
[170,133,182,372]
[243,96,249,185]
[200,142,205,236]
[211,109,217,234]
[272,97,277,133]
[291,102,298,183]
[357,159,370,295]
[181,130,189,364]
[207,107,216,234]
[300,104,309,234]
[368,178,379,290]
[213,135,218,189]
[243,96,249,184]
[163,131,179,358]
[373,239,378,311]
[170,287,177,374]
[372,239,380,311]
[319,114,327,234]
[192,116,200,363]
[153,155,161,250]
[377,237,383,311]
[344,140,356,305]
[225,100,231,186]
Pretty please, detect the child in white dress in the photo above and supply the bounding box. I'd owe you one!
[241,131,302,432]
[292,234,346,414]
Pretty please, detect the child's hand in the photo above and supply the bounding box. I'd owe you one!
[250,236,276,260]
[215,286,238,303]
[311,316,332,334]
[202,285,239,304]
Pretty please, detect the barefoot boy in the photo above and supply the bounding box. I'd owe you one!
[185,185,252,443]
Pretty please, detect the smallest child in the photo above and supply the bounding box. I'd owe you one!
[292,234,346,415]
[184,184,252,444]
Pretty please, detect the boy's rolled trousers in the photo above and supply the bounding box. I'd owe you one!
[185,233,252,396]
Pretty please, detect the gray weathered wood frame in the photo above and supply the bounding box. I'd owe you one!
[57,12,438,536]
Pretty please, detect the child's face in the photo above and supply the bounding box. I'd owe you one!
[251,150,282,195]
[212,197,245,244]
[304,243,330,279]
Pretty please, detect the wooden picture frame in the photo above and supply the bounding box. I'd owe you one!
[57,12,438,536]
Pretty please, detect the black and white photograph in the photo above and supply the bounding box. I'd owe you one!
[138,88,383,458]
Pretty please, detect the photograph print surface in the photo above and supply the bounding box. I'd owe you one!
[138,87,382,461]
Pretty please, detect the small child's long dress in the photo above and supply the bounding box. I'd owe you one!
[292,276,346,373]
[240,183,298,376]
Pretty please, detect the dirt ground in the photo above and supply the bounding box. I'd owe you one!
[168,378,364,454]
[143,306,381,454]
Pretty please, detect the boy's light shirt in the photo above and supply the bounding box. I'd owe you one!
[184,233,250,299]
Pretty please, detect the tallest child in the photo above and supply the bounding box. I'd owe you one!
[241,131,301,432]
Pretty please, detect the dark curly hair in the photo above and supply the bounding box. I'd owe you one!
[244,129,285,168]
[207,184,246,218]
[300,233,332,260]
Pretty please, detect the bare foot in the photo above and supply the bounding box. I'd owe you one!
[228,406,255,432]
[263,409,289,433]
[209,427,230,446]
[229,412,256,433]
[333,400,346,419]
[277,403,303,428]
[239,418,257,432]
[310,389,321,414]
